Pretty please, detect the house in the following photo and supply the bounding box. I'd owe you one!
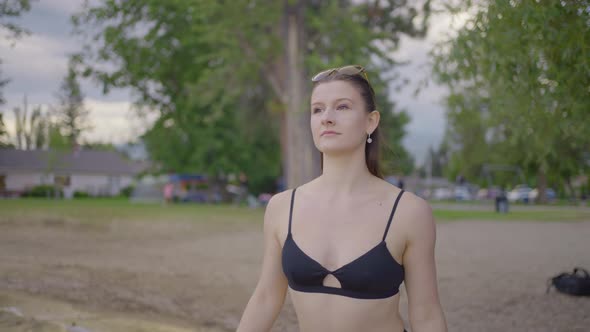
[0,148,150,198]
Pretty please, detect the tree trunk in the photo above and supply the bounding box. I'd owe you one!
[283,0,320,189]
[536,167,547,204]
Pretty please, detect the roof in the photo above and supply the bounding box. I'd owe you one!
[0,149,149,176]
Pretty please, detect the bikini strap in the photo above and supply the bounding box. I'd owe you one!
[288,188,297,235]
[383,189,405,241]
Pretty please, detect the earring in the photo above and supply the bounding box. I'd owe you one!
[367,134,372,144]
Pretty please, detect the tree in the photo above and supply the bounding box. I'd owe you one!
[426,139,450,178]
[432,1,590,202]
[81,141,116,151]
[72,1,430,188]
[0,0,33,39]
[12,94,48,150]
[0,113,11,147]
[0,62,9,105]
[54,58,91,147]
[46,121,69,150]
[9,94,69,150]
[440,91,491,182]
[378,104,415,175]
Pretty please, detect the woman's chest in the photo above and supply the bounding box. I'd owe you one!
[280,200,406,272]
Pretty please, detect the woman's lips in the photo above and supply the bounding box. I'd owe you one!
[321,131,340,136]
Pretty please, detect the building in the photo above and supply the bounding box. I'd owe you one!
[0,148,149,198]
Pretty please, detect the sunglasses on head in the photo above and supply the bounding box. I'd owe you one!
[311,65,370,83]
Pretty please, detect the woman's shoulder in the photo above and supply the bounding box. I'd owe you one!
[268,188,295,207]
[371,179,434,228]
[263,188,296,221]
[401,190,432,215]
[376,178,429,210]
[393,188,436,237]
[264,179,321,218]
[259,189,295,237]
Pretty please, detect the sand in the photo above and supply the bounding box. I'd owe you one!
[1,214,589,331]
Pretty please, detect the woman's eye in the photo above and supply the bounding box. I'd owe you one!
[312,108,323,113]
[337,104,349,110]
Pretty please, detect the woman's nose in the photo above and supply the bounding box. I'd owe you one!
[321,108,335,125]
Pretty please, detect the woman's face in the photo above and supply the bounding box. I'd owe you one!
[310,80,379,155]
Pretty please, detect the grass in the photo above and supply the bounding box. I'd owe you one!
[0,198,588,224]
[0,198,264,225]
[432,198,589,207]
[433,209,589,221]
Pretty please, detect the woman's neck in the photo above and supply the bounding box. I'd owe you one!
[317,147,375,195]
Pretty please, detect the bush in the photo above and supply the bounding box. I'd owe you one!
[73,191,91,199]
[22,185,63,198]
[120,185,134,198]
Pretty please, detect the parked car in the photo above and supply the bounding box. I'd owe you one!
[454,186,473,201]
[432,187,453,200]
[528,188,557,202]
[180,190,208,203]
[477,186,503,200]
[507,185,533,203]
[476,188,488,200]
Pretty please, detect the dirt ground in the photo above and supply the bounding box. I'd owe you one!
[1,214,589,331]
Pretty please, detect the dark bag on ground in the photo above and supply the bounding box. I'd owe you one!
[547,267,590,296]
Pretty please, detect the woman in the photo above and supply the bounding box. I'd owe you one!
[237,65,447,332]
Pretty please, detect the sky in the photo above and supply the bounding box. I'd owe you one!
[0,1,467,166]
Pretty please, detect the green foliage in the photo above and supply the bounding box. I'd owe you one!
[0,0,33,40]
[442,91,490,181]
[47,122,70,150]
[81,141,116,151]
[22,184,62,198]
[72,1,280,192]
[0,113,11,147]
[54,58,91,147]
[0,61,8,105]
[379,106,415,175]
[119,185,134,198]
[73,190,90,199]
[141,88,282,195]
[423,139,450,178]
[433,1,590,190]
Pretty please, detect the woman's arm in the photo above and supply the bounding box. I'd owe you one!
[237,192,289,332]
[402,195,448,332]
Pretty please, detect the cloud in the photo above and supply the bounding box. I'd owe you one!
[0,33,75,72]
[35,0,84,16]
[0,33,77,98]
[82,99,155,143]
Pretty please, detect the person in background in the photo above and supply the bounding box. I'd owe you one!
[163,182,174,205]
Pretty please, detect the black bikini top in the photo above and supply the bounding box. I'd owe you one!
[281,188,405,299]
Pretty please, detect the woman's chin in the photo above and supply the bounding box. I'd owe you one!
[316,144,356,155]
